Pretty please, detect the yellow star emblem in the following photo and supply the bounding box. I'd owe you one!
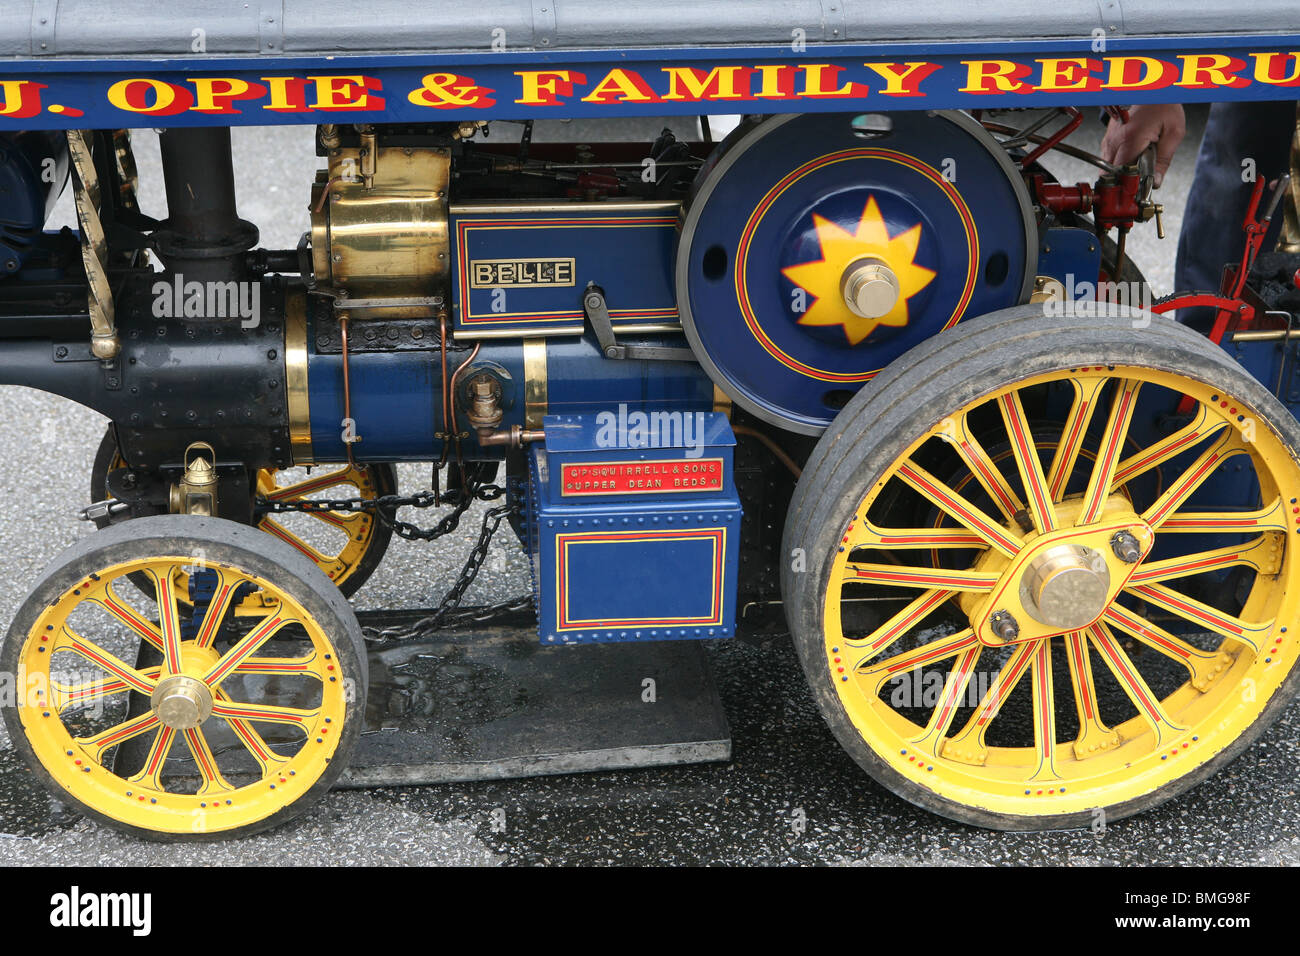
[781,196,936,346]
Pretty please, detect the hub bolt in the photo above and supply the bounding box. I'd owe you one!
[1111,530,1142,564]
[990,610,1020,642]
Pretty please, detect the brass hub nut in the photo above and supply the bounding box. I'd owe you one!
[1019,544,1111,629]
[840,257,901,319]
[150,674,214,730]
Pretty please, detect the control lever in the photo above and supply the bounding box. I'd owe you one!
[582,283,695,362]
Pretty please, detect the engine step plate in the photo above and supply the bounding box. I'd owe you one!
[336,609,731,788]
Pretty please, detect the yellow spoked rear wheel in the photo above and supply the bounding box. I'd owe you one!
[1,516,366,839]
[783,306,1300,828]
[91,429,396,597]
[254,463,395,595]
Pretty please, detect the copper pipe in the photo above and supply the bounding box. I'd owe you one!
[339,315,357,468]
[732,424,801,478]
[437,310,451,468]
[313,176,344,214]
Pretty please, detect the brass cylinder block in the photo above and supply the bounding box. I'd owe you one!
[310,143,450,314]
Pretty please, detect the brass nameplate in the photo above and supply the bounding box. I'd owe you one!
[469,257,576,289]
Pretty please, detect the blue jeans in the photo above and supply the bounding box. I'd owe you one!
[1174,101,1295,330]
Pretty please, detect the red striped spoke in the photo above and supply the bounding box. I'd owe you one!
[127,725,178,788]
[936,414,1022,523]
[1142,432,1247,529]
[858,628,980,692]
[843,562,999,592]
[1103,605,1235,690]
[232,653,320,677]
[1158,497,1287,534]
[258,518,332,566]
[74,711,160,763]
[896,462,1022,557]
[1078,378,1141,525]
[940,639,1039,766]
[997,391,1057,532]
[193,568,242,650]
[57,626,158,696]
[265,467,357,501]
[911,645,982,753]
[91,587,164,653]
[53,667,162,715]
[1130,535,1279,585]
[1088,623,1185,746]
[146,566,185,675]
[209,686,290,774]
[1125,583,1271,653]
[1047,375,1107,501]
[1064,630,1119,758]
[222,711,290,774]
[211,700,319,728]
[183,727,233,794]
[308,509,363,532]
[848,519,986,552]
[842,590,956,670]
[202,612,296,690]
[1028,640,1060,781]
[1112,403,1228,490]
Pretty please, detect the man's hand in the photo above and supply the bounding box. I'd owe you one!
[1100,103,1187,188]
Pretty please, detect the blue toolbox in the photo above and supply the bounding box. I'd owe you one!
[527,411,742,645]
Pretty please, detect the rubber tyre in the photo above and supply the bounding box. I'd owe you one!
[1,515,369,841]
[782,303,1300,829]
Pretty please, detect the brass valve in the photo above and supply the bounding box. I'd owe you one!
[463,372,545,447]
[465,373,504,432]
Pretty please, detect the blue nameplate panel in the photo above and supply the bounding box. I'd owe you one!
[451,202,679,337]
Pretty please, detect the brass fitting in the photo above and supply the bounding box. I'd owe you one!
[462,372,545,447]
[476,425,546,448]
[169,442,219,516]
[465,374,504,432]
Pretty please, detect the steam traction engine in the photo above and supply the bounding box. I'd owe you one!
[3,2,1300,837]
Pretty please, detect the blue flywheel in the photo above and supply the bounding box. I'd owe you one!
[676,111,1036,433]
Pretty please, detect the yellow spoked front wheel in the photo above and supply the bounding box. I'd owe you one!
[1,516,367,839]
[91,429,396,597]
[783,306,1300,829]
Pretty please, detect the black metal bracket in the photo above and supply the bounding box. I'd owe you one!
[582,282,694,362]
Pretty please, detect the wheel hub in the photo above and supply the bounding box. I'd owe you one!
[967,497,1154,647]
[841,257,901,319]
[1018,544,1111,628]
[150,674,213,730]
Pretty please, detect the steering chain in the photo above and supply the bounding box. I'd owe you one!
[254,479,534,640]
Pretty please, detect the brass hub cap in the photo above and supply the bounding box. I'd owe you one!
[840,257,900,319]
[150,674,213,730]
[964,497,1155,647]
[1018,544,1111,628]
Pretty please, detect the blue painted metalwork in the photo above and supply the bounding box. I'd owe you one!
[307,340,450,463]
[1036,227,1104,300]
[526,412,741,644]
[451,203,679,337]
[307,329,713,463]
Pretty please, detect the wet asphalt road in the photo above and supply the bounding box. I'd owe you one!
[5,107,1300,867]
